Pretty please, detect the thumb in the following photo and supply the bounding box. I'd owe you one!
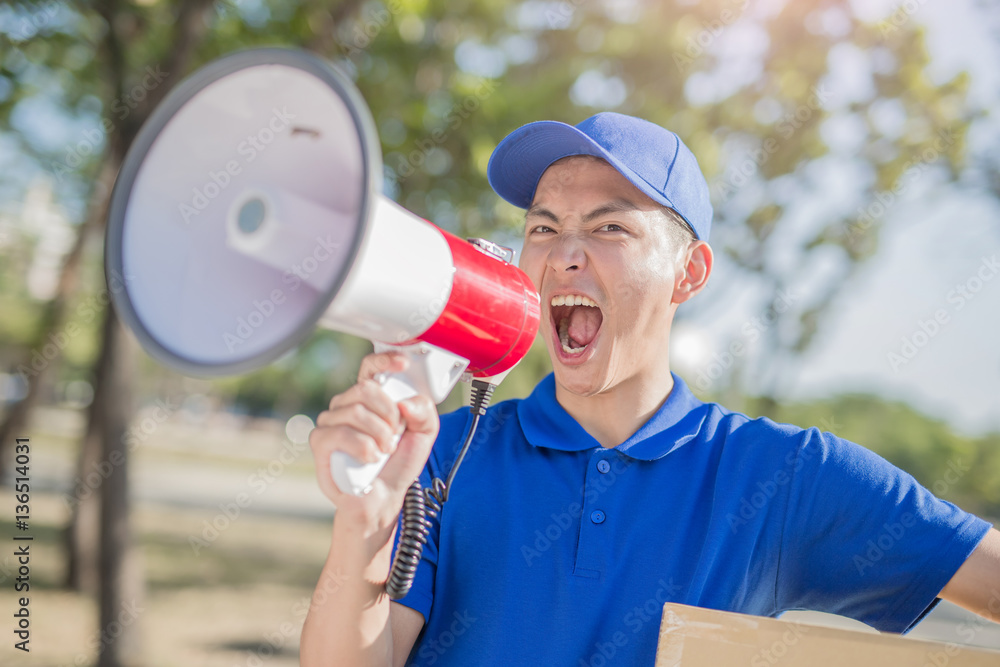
[376,395,439,496]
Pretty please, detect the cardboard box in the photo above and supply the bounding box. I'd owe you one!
[656,603,1000,666]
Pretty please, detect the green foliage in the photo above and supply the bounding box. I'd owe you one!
[0,0,983,426]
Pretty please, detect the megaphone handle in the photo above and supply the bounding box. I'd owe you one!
[329,374,418,497]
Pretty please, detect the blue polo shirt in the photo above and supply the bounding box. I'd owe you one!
[391,373,991,666]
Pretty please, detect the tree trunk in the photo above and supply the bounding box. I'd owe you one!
[64,318,113,594]
[96,306,143,667]
[60,157,121,593]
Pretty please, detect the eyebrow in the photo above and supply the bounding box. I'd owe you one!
[526,198,641,225]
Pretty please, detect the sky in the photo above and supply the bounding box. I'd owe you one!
[787,0,1000,435]
[675,0,1000,435]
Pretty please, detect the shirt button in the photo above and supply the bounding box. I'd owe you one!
[591,510,606,524]
[597,460,611,473]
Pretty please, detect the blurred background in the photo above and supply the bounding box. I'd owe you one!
[0,0,999,665]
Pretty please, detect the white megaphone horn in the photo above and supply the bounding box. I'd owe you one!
[105,48,541,499]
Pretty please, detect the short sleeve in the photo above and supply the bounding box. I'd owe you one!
[389,409,473,623]
[775,428,992,633]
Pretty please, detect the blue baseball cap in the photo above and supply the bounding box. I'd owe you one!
[487,112,712,241]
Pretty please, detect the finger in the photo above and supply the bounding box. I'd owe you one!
[336,401,401,454]
[397,395,439,437]
[358,351,409,383]
[309,423,385,465]
[354,379,404,433]
[309,426,345,503]
[322,385,402,446]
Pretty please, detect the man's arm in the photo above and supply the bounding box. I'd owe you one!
[940,527,1000,619]
[300,517,426,667]
[391,602,426,667]
[300,352,436,667]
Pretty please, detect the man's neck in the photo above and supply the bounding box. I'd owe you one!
[554,367,676,449]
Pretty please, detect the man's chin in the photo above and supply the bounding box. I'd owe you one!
[550,358,609,399]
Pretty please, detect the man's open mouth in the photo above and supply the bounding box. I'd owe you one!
[550,294,604,355]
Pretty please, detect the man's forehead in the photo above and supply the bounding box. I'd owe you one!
[538,154,613,181]
[535,155,641,194]
[530,158,663,214]
[528,197,643,218]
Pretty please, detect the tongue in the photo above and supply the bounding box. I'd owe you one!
[568,307,602,347]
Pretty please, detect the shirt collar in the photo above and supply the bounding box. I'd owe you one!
[516,372,708,461]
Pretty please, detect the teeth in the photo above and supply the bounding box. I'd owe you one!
[550,295,598,308]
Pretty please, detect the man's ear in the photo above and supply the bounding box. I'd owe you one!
[672,241,713,305]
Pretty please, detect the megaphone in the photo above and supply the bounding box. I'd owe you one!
[104,49,540,500]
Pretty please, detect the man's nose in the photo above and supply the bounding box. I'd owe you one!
[547,233,587,273]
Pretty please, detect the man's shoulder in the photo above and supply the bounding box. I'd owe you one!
[433,397,524,458]
[697,398,833,452]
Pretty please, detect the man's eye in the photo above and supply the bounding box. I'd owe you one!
[599,223,624,232]
[529,225,554,234]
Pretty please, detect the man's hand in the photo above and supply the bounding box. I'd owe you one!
[309,350,440,545]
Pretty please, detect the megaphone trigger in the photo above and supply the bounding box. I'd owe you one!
[371,342,470,403]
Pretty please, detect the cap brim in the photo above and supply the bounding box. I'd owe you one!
[487,120,675,213]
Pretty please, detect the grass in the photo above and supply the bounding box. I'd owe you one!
[0,490,334,667]
[0,403,336,667]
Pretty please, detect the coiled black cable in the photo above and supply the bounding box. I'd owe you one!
[386,379,496,600]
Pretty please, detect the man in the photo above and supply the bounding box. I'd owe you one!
[301,112,1000,666]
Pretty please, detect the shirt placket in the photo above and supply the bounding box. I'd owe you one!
[573,449,620,578]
